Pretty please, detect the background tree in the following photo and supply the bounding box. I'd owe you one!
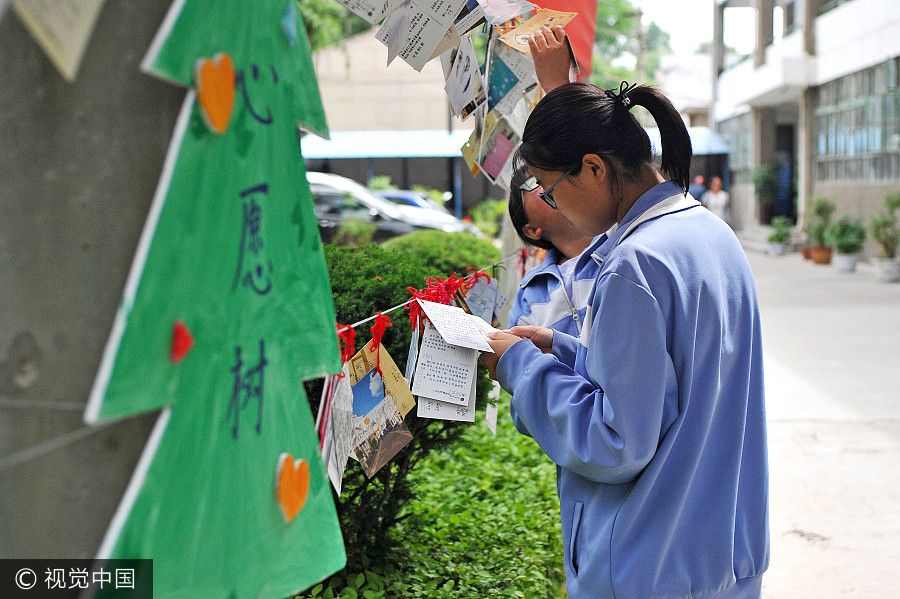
[298,0,371,50]
[590,0,671,89]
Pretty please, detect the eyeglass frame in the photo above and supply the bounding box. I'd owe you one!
[538,167,578,209]
[518,176,540,192]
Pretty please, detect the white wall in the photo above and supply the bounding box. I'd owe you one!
[815,0,900,84]
[312,28,472,133]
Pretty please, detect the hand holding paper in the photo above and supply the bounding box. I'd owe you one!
[480,330,525,380]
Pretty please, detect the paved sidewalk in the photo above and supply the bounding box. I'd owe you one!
[745,250,900,598]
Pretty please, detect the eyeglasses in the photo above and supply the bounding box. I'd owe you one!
[538,167,577,209]
[519,176,540,192]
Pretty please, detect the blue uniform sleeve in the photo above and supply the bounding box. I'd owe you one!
[497,272,676,484]
[550,331,579,367]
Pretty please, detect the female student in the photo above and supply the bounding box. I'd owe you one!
[481,79,769,598]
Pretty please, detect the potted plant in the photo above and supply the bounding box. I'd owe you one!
[868,192,900,282]
[824,215,866,272]
[804,196,835,264]
[751,164,779,224]
[766,215,793,256]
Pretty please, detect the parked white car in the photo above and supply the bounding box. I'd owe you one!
[306,172,482,242]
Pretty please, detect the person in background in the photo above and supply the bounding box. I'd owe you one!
[481,61,769,597]
[507,166,602,337]
[688,174,707,199]
[701,175,731,224]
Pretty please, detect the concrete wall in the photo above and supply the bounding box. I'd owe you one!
[0,0,183,557]
[313,29,466,133]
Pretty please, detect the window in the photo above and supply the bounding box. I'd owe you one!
[815,57,900,181]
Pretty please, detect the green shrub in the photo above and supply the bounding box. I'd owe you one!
[304,233,499,580]
[766,215,793,244]
[804,196,836,247]
[381,230,500,277]
[466,198,507,238]
[396,405,565,598]
[367,175,396,190]
[333,217,376,246]
[824,215,866,254]
[869,192,900,258]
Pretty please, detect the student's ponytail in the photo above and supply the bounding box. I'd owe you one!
[626,85,692,192]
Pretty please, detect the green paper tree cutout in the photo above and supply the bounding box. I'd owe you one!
[84,1,345,597]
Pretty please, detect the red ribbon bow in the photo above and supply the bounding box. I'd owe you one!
[336,323,356,375]
[368,312,392,376]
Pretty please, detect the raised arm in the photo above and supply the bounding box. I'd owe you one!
[528,25,573,93]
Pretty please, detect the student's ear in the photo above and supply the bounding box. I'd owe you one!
[582,154,609,183]
[522,223,543,241]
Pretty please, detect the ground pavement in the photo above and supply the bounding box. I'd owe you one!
[745,249,900,598]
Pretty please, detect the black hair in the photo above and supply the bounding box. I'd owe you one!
[508,165,556,251]
[515,82,692,194]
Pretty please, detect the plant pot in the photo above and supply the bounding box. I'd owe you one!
[833,252,859,272]
[809,246,832,264]
[801,246,813,260]
[767,242,787,256]
[874,257,900,282]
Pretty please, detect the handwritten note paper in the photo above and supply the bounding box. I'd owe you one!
[411,321,478,405]
[376,0,469,71]
[417,299,494,352]
[334,0,395,23]
[417,371,477,422]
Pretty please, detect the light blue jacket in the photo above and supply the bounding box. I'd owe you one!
[498,182,769,599]
[507,238,605,337]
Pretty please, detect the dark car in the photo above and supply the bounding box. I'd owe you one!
[307,172,482,243]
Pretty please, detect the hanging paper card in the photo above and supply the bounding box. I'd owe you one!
[487,43,536,115]
[499,8,577,53]
[417,364,477,422]
[454,0,486,35]
[444,38,486,120]
[416,299,494,352]
[411,321,479,406]
[375,0,469,71]
[325,365,354,494]
[485,381,501,434]
[463,277,498,323]
[478,114,519,189]
[334,0,394,24]
[84,2,345,598]
[347,340,414,478]
[474,0,534,25]
[13,0,107,81]
[404,317,421,385]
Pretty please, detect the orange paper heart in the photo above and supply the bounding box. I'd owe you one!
[276,453,310,522]
[195,53,236,135]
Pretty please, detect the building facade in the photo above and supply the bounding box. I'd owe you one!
[712,0,900,245]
